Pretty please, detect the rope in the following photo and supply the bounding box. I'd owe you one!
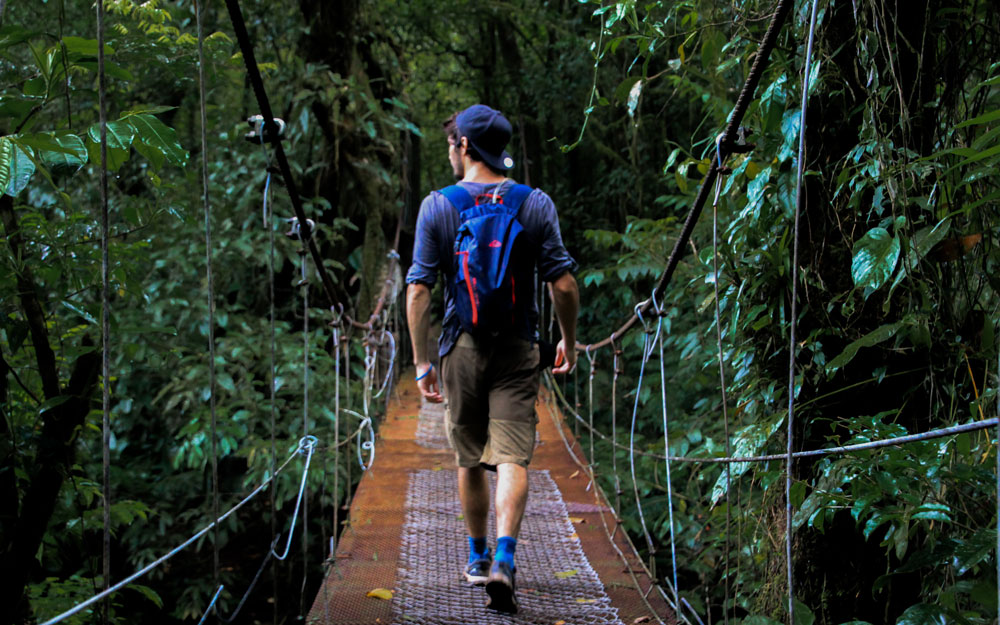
[579,0,794,353]
[38,439,310,625]
[786,3,820,621]
[222,0,342,312]
[95,0,112,620]
[192,0,222,602]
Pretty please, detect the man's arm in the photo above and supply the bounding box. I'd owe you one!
[406,282,443,402]
[550,271,579,374]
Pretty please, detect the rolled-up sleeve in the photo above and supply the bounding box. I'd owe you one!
[406,196,440,286]
[530,190,578,282]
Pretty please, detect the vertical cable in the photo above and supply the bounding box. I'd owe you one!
[299,247,310,613]
[787,2,820,622]
[194,0,221,605]
[611,336,622,517]
[95,0,111,622]
[712,166,733,625]
[654,300,680,610]
[264,169,278,625]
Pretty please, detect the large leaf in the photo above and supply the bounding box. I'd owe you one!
[953,528,996,575]
[895,604,946,625]
[5,143,35,196]
[19,132,88,169]
[826,321,905,374]
[0,25,38,50]
[852,226,900,292]
[127,114,187,168]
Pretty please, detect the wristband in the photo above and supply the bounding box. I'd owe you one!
[415,364,433,381]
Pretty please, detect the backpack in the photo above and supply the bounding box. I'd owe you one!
[439,182,533,338]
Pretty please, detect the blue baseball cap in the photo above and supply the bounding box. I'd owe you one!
[455,104,515,171]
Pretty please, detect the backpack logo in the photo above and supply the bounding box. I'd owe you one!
[439,183,533,337]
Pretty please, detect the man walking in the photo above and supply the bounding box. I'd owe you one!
[405,104,579,614]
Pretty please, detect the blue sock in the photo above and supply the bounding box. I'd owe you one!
[496,536,517,567]
[468,536,489,563]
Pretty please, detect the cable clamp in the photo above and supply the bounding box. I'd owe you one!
[245,115,286,144]
[297,435,319,455]
[285,217,315,240]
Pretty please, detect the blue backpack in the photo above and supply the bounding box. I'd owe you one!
[439,182,533,337]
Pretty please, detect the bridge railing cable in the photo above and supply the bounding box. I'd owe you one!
[38,438,314,625]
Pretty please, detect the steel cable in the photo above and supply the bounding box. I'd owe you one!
[545,374,1000,461]
[271,436,319,561]
[95,0,111,622]
[629,304,662,575]
[786,3,820,621]
[712,149,733,625]
[192,0,222,606]
[38,439,310,625]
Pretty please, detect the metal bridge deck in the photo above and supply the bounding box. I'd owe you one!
[308,376,672,625]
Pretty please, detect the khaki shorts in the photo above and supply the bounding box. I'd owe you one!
[441,333,540,468]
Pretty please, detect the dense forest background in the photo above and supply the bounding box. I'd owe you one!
[2,0,999,624]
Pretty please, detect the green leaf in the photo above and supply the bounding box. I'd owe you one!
[127,114,187,168]
[60,36,114,57]
[87,121,137,150]
[0,25,39,50]
[128,584,163,609]
[826,321,904,374]
[851,227,900,292]
[119,105,177,117]
[955,108,1000,129]
[38,395,72,415]
[895,603,946,625]
[0,136,13,192]
[86,137,129,172]
[743,617,783,625]
[953,528,996,575]
[794,599,816,625]
[30,133,88,169]
[5,143,35,196]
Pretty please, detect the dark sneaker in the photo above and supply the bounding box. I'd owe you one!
[485,560,518,614]
[464,556,491,585]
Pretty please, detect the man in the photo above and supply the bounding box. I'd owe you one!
[405,104,579,614]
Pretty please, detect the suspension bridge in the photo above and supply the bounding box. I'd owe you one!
[24,0,1000,624]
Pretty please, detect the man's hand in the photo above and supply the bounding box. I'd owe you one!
[552,339,577,374]
[415,361,443,402]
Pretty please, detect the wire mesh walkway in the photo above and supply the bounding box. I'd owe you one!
[308,376,672,624]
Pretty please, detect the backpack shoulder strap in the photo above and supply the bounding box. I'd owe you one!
[438,185,475,213]
[501,183,533,212]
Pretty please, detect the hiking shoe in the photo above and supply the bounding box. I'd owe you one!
[464,556,492,585]
[485,560,518,614]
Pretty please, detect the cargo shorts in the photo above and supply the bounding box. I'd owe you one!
[440,332,540,468]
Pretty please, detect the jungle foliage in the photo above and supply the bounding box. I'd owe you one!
[1,0,998,624]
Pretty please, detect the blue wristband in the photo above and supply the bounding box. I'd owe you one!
[415,364,433,381]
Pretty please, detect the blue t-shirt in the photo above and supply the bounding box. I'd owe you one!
[406,180,577,358]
